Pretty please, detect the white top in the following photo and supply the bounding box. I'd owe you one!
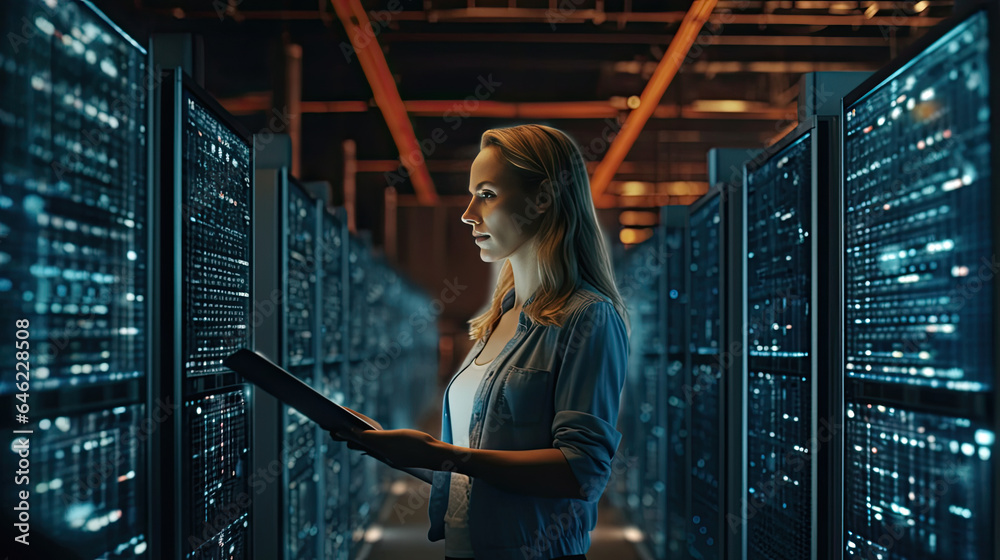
[443,351,493,557]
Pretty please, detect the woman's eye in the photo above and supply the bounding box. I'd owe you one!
[478,191,495,199]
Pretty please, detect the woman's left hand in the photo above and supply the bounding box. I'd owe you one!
[331,429,443,470]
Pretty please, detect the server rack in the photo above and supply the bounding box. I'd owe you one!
[251,160,325,560]
[154,67,255,560]
[738,115,840,560]
[314,214,441,559]
[0,0,152,556]
[686,187,725,559]
[703,147,761,560]
[610,207,686,559]
[317,205,351,560]
[344,234,379,557]
[840,2,998,557]
[282,176,323,560]
[615,232,667,558]
[661,206,688,559]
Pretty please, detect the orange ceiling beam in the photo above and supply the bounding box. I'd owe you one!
[393,193,706,209]
[329,0,437,205]
[159,8,944,27]
[589,0,718,200]
[220,93,794,121]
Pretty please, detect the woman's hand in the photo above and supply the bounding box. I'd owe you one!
[339,406,382,430]
[327,428,443,470]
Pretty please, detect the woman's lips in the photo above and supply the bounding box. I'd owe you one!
[474,235,489,243]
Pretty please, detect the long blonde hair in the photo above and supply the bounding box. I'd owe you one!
[467,124,630,340]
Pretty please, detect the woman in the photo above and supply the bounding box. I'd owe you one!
[333,124,630,560]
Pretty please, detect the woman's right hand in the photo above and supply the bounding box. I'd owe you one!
[341,405,381,429]
[328,429,353,443]
[327,428,366,450]
[328,406,381,446]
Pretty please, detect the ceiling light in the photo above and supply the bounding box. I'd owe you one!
[618,181,653,196]
[619,211,659,227]
[913,1,929,13]
[626,96,641,110]
[613,61,642,74]
[690,99,764,113]
[620,228,655,245]
[828,2,856,14]
[865,2,879,19]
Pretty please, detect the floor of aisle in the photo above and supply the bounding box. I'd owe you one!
[359,403,648,560]
[362,477,647,560]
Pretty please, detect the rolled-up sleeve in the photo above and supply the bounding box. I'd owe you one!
[551,300,629,502]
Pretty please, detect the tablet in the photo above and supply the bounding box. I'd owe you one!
[224,348,433,483]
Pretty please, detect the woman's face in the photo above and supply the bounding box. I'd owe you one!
[461,146,543,263]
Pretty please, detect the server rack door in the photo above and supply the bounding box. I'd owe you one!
[840,4,998,557]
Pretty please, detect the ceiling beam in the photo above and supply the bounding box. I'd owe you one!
[354,159,708,176]
[594,194,707,209]
[156,8,943,26]
[219,93,796,121]
[687,60,881,74]
[608,181,709,196]
[394,192,708,208]
[590,0,719,199]
[330,0,438,204]
[377,8,944,26]
[378,33,895,47]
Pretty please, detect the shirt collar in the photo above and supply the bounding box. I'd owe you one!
[500,285,536,331]
[499,278,601,327]
[501,286,535,313]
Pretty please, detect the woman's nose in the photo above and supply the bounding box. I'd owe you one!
[461,203,480,226]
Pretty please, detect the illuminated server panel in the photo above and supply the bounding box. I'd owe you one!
[19,404,148,558]
[0,0,152,556]
[616,236,665,553]
[320,363,350,560]
[841,4,998,558]
[283,178,321,560]
[178,84,252,383]
[283,178,319,370]
[156,68,254,559]
[346,360,380,555]
[609,207,686,560]
[284,403,319,560]
[366,260,392,376]
[608,243,630,511]
[742,118,836,560]
[183,390,250,560]
[843,403,993,558]
[343,237,383,559]
[347,236,368,361]
[661,209,689,559]
[317,208,350,560]
[251,163,324,560]
[0,0,149,394]
[686,190,723,559]
[319,209,345,365]
[843,11,993,393]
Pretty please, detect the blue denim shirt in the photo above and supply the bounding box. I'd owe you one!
[428,279,629,560]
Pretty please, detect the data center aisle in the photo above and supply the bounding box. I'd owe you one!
[362,477,646,560]
[360,405,645,560]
